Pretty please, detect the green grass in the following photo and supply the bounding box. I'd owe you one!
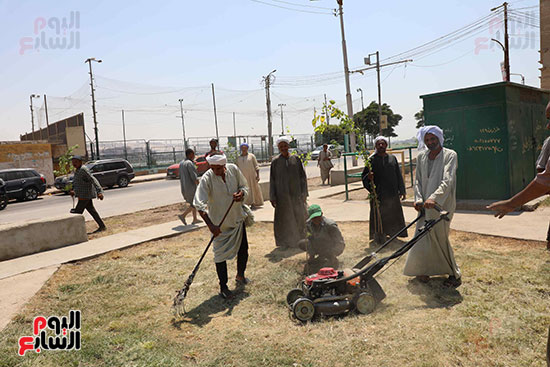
[0,223,548,366]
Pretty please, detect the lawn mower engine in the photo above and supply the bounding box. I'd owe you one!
[286,267,386,322]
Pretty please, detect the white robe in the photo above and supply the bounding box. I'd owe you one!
[236,153,264,206]
[403,148,461,278]
[193,164,249,263]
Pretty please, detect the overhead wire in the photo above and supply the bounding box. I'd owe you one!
[247,0,333,15]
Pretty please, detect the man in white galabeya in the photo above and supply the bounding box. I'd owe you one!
[403,125,461,288]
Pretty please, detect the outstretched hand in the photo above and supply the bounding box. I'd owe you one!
[487,200,515,219]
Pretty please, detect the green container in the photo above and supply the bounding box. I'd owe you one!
[421,82,550,200]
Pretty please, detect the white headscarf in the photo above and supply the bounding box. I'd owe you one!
[373,136,389,145]
[206,153,227,165]
[276,136,291,146]
[417,125,444,150]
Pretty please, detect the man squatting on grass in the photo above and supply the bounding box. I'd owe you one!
[193,153,251,299]
[403,125,462,288]
[69,155,106,233]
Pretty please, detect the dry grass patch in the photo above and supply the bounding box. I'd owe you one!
[1,223,549,366]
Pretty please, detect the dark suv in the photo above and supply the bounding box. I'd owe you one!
[0,168,47,201]
[55,159,135,192]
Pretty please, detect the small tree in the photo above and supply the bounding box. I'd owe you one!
[312,100,383,239]
[415,109,424,129]
[54,145,79,192]
[54,145,79,177]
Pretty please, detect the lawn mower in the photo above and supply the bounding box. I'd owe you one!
[286,205,449,322]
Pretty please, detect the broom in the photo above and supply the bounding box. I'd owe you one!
[173,200,235,316]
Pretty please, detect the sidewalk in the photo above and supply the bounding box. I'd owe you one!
[2,182,549,331]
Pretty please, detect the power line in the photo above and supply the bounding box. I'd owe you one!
[247,0,333,14]
[267,0,334,10]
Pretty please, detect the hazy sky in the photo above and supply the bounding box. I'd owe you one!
[0,0,542,143]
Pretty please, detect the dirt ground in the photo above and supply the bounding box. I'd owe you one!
[1,222,549,367]
[87,176,326,240]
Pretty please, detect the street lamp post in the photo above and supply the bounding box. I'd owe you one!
[29,94,40,138]
[85,57,102,159]
[356,88,364,111]
[278,103,286,135]
[178,99,188,151]
[336,0,357,162]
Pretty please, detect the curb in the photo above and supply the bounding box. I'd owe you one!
[44,175,168,196]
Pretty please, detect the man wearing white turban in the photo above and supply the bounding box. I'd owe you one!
[194,153,251,299]
[403,125,462,287]
[236,143,264,208]
[269,136,308,248]
[361,136,407,242]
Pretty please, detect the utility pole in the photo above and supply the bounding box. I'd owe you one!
[324,93,330,124]
[263,69,276,158]
[211,83,219,142]
[336,0,357,163]
[358,53,412,134]
[29,94,40,138]
[121,109,128,160]
[85,57,102,159]
[233,112,236,137]
[178,98,188,151]
[278,103,286,135]
[356,88,364,110]
[44,94,50,140]
[491,2,510,82]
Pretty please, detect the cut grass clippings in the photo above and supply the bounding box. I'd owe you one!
[1,223,549,366]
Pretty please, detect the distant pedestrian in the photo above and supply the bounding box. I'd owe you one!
[205,138,223,158]
[236,143,264,208]
[69,155,106,233]
[194,153,251,299]
[178,148,200,225]
[318,144,333,185]
[361,136,407,242]
[403,126,461,287]
[269,136,308,248]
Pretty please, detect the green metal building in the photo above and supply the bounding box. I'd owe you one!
[421,82,550,200]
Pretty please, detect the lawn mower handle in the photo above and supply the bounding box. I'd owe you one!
[322,209,450,288]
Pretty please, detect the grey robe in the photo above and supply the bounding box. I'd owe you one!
[270,154,308,248]
[403,148,461,278]
[193,164,249,263]
[179,159,198,205]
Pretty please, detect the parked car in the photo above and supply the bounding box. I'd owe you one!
[166,155,210,179]
[0,168,47,201]
[55,158,135,192]
[310,144,341,160]
[0,178,8,210]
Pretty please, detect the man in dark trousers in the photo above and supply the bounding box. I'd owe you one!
[69,155,106,233]
[362,136,407,243]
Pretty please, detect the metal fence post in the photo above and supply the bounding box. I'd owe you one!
[173,147,176,163]
[344,154,349,201]
[146,141,152,167]
[408,147,414,187]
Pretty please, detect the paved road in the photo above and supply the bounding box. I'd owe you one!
[1,157,366,224]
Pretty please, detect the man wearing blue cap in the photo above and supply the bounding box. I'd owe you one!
[298,204,345,267]
[69,155,106,233]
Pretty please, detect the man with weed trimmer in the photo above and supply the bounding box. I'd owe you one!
[193,153,251,300]
[403,126,462,288]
